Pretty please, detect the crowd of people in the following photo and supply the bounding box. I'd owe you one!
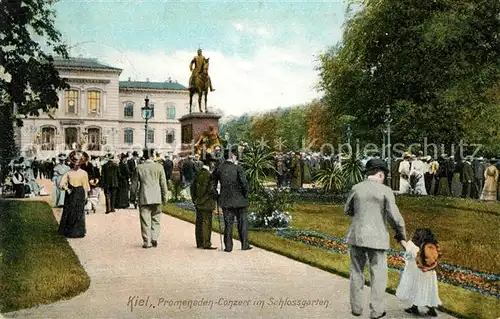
[15,146,252,254]
[392,152,500,200]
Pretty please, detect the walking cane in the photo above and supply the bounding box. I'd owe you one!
[216,200,224,251]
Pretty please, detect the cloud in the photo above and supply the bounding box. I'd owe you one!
[70,41,322,117]
[232,21,272,39]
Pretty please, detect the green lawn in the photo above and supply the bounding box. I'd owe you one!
[0,200,90,313]
[163,195,500,319]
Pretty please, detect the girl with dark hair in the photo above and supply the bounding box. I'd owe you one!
[396,228,441,317]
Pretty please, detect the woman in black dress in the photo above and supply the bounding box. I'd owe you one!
[116,153,131,208]
[58,151,90,238]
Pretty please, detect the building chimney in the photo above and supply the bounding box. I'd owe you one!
[128,77,131,81]
[168,77,172,83]
[146,78,149,82]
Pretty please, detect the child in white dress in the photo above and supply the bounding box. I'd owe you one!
[396,228,441,317]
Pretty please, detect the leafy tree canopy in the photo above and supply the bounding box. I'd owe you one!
[1,0,69,123]
[317,0,500,151]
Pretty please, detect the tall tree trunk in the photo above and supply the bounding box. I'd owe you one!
[0,101,18,182]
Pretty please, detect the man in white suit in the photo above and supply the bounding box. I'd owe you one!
[344,158,407,318]
[131,148,169,249]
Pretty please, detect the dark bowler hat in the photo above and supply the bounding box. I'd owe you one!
[365,158,389,174]
[224,144,239,159]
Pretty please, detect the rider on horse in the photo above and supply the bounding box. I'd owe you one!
[189,48,215,92]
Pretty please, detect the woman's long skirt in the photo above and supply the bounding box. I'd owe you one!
[58,186,86,238]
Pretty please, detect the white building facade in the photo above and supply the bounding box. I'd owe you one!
[15,57,190,159]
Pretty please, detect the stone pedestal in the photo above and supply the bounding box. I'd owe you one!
[178,112,221,157]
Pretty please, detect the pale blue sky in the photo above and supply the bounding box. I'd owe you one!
[53,0,348,115]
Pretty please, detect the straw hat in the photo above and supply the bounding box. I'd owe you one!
[68,151,85,166]
[58,153,67,161]
[89,178,99,187]
[402,152,410,158]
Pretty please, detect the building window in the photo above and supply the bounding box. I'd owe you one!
[64,90,78,114]
[147,129,154,144]
[166,130,175,144]
[166,103,176,120]
[88,90,101,113]
[124,102,134,118]
[124,128,133,144]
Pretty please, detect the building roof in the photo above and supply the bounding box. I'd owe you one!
[119,80,188,91]
[53,57,122,71]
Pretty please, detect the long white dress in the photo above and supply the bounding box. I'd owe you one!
[398,160,411,194]
[410,160,428,195]
[396,241,441,307]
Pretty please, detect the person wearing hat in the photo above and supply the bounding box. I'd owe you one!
[290,152,302,190]
[130,148,168,248]
[11,164,26,198]
[480,158,499,201]
[116,153,131,209]
[52,154,70,207]
[212,144,252,252]
[101,153,120,214]
[398,152,411,194]
[127,151,140,207]
[58,151,90,238]
[461,156,474,198]
[191,153,218,249]
[410,152,427,195]
[345,158,407,318]
[472,156,486,198]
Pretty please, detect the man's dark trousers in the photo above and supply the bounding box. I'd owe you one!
[195,209,213,248]
[222,207,249,251]
[104,187,118,212]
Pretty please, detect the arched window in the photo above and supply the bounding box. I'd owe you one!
[165,129,175,144]
[87,89,101,114]
[124,128,134,144]
[166,103,176,120]
[64,89,79,114]
[124,102,134,118]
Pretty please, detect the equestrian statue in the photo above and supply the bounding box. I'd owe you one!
[189,48,215,113]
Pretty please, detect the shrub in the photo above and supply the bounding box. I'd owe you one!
[240,142,276,193]
[248,187,294,228]
[167,179,187,203]
[341,154,364,189]
[314,165,346,193]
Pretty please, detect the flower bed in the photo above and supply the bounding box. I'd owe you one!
[174,202,292,229]
[276,229,499,298]
[248,210,292,229]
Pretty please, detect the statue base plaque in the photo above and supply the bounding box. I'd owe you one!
[178,112,221,158]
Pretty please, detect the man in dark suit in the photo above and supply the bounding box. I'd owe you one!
[212,145,252,252]
[191,153,218,249]
[128,151,140,206]
[182,156,196,187]
[163,155,173,180]
[101,154,120,214]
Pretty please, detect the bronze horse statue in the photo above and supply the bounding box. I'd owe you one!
[189,58,210,113]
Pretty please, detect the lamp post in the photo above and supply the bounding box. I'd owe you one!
[385,106,392,187]
[141,95,154,149]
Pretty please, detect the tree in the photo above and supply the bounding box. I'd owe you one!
[0,0,69,177]
[249,112,280,147]
[317,0,500,149]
